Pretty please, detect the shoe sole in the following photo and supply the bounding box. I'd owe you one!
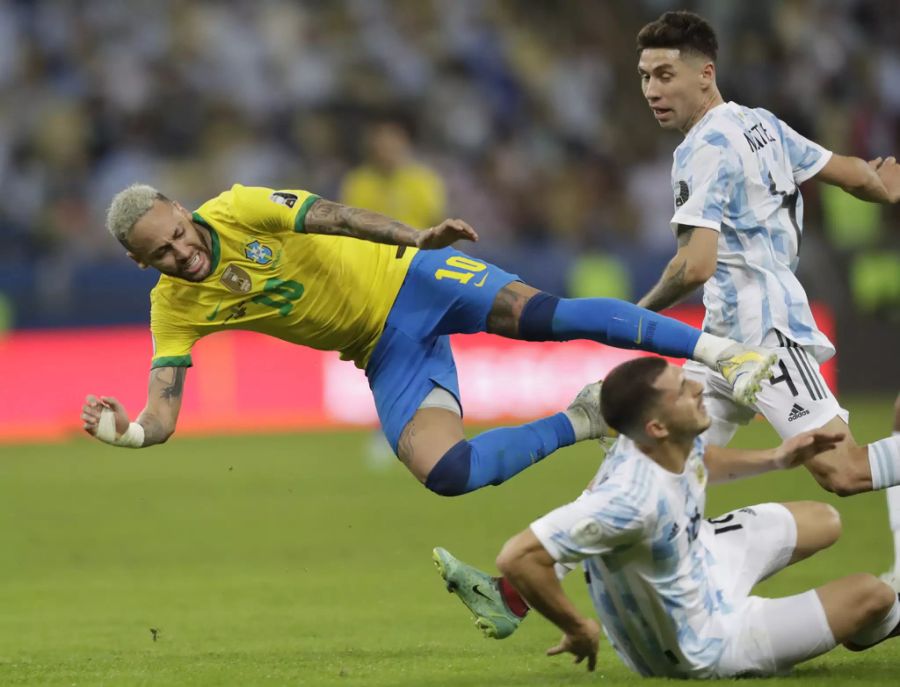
[432,547,502,639]
[736,353,777,405]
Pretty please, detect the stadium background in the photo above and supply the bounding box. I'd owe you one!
[1,1,899,685]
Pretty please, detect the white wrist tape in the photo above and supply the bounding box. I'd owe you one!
[96,408,145,448]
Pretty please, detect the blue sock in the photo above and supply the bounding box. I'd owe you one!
[519,293,701,360]
[424,412,575,496]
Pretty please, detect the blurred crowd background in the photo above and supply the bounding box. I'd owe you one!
[0,0,897,386]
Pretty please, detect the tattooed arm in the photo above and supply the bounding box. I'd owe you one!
[81,366,187,447]
[636,226,719,312]
[137,366,186,445]
[304,198,478,250]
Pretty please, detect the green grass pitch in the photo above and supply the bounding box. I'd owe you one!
[1,396,897,686]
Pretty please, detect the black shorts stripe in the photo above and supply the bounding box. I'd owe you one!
[788,340,826,399]
[800,349,828,399]
[777,332,826,401]
[786,345,822,400]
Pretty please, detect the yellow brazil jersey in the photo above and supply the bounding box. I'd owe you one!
[149,184,417,370]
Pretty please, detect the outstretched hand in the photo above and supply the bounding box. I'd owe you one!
[546,618,601,672]
[774,430,845,470]
[415,219,479,250]
[81,394,130,438]
[869,156,900,203]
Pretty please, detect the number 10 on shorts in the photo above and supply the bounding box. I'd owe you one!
[434,255,487,285]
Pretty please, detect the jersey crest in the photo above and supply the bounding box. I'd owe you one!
[245,240,273,265]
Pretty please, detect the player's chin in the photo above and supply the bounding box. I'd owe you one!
[178,263,212,282]
[180,270,210,282]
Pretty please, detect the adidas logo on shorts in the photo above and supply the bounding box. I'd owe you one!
[788,403,810,422]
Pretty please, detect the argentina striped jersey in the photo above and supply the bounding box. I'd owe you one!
[530,435,732,679]
[670,102,834,362]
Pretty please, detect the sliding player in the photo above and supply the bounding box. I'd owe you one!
[449,358,900,677]
[81,183,774,497]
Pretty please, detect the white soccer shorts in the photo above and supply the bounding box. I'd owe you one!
[683,335,849,446]
[703,503,836,677]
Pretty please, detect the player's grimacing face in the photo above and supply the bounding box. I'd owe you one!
[127,200,213,281]
[638,48,708,132]
[652,364,711,436]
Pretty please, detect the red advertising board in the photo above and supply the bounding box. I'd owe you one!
[0,306,836,443]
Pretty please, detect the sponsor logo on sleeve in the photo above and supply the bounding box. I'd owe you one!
[675,180,690,207]
[269,191,298,208]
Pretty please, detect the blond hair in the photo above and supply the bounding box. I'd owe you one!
[105,183,169,247]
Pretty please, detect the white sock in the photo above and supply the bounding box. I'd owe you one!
[564,408,591,442]
[848,594,900,647]
[691,333,735,369]
[868,435,900,490]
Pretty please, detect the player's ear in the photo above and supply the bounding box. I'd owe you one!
[126,251,148,270]
[644,418,668,440]
[699,60,716,89]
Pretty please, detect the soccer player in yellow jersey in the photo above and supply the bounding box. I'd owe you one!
[81,183,775,496]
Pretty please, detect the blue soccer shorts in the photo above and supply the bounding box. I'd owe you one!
[366,247,519,452]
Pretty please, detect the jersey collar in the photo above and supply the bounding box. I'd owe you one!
[191,211,221,276]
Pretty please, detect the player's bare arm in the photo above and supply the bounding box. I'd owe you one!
[496,529,600,671]
[816,154,900,204]
[81,366,186,448]
[637,225,718,312]
[705,429,845,484]
[305,198,478,249]
[138,366,186,445]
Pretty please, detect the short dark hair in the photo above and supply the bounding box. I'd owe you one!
[600,356,669,436]
[636,11,718,62]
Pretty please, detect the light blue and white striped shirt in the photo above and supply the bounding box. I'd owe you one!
[670,101,834,362]
[531,435,731,679]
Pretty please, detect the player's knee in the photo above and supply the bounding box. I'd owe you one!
[812,502,842,545]
[850,574,896,625]
[496,532,526,577]
[423,440,472,497]
[870,579,898,620]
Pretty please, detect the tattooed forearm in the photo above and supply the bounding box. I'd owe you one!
[637,260,693,312]
[156,367,186,401]
[637,226,707,312]
[136,366,186,445]
[305,199,421,246]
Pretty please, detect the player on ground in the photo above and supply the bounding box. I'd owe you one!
[81,183,774,497]
[633,10,900,501]
[433,9,900,634]
[450,357,900,677]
